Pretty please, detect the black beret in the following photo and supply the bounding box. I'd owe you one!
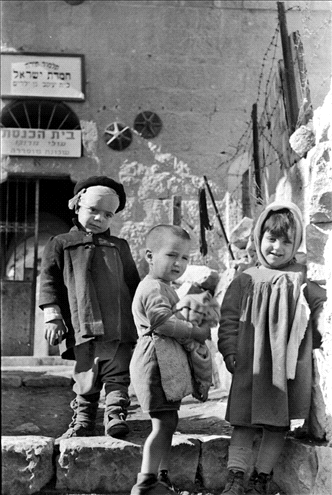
[73,176,126,213]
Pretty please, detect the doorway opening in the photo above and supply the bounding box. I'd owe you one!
[0,175,75,356]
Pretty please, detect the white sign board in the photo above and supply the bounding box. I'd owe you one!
[1,128,82,157]
[1,53,85,101]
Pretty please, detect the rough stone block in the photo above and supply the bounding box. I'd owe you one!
[308,143,332,223]
[314,444,332,495]
[23,374,72,387]
[309,349,332,442]
[229,216,254,249]
[1,436,54,495]
[306,223,331,283]
[199,435,229,490]
[56,436,142,493]
[313,88,331,144]
[1,374,23,388]
[274,438,317,494]
[274,438,318,495]
[275,439,332,495]
[289,122,315,158]
[169,435,201,490]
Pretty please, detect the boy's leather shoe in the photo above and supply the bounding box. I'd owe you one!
[221,470,245,495]
[55,423,95,443]
[105,412,129,438]
[246,470,272,494]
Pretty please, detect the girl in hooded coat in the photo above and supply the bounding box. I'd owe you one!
[218,201,326,495]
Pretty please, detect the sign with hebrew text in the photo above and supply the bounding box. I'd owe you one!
[1,128,82,157]
[1,53,85,100]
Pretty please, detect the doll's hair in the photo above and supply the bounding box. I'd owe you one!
[261,208,296,243]
[146,224,191,251]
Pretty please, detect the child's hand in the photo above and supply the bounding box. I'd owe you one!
[224,354,236,374]
[44,320,66,345]
[192,321,211,344]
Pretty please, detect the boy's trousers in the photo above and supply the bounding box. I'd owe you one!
[72,341,132,418]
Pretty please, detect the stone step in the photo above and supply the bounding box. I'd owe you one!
[1,433,230,495]
[1,364,331,495]
[2,433,331,495]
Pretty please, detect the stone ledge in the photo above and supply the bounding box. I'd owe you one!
[1,357,74,367]
[1,367,74,389]
[2,434,332,495]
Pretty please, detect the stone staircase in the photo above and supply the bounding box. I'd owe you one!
[1,357,331,495]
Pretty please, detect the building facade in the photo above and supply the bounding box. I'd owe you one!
[1,0,331,355]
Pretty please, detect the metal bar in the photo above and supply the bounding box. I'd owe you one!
[23,178,28,277]
[29,179,40,354]
[277,1,299,134]
[46,103,57,129]
[171,195,182,226]
[8,109,21,128]
[0,222,35,233]
[203,176,235,260]
[251,103,262,204]
[5,181,10,269]
[13,180,19,279]
[58,111,70,129]
[23,102,32,128]
[38,102,41,129]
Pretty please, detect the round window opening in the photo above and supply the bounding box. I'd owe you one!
[104,122,133,151]
[133,111,162,139]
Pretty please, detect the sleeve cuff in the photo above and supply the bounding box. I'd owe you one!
[43,304,63,323]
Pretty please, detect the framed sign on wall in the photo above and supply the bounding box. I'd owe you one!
[1,52,85,101]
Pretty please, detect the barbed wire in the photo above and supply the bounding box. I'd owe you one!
[215,2,330,211]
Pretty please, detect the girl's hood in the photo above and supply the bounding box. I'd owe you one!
[253,201,304,268]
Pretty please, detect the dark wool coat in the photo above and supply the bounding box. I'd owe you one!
[218,263,326,428]
[39,225,140,360]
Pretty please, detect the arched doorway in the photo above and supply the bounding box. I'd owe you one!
[0,176,75,356]
[1,97,80,356]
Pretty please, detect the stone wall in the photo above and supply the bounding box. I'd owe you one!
[276,85,332,444]
[1,0,331,267]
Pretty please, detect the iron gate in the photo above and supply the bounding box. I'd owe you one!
[0,177,40,355]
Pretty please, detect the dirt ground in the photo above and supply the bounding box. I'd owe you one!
[1,385,233,442]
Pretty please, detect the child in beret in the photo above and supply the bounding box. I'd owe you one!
[39,176,140,440]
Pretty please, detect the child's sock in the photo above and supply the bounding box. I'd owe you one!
[227,446,252,472]
[255,429,285,474]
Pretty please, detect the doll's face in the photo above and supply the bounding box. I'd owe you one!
[261,229,295,268]
[77,194,114,234]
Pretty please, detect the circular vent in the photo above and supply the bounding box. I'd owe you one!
[133,111,162,139]
[0,100,81,130]
[104,122,132,151]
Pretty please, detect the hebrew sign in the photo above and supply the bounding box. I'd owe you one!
[1,128,82,157]
[1,53,85,100]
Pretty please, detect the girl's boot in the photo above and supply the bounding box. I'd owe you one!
[246,470,272,494]
[221,470,245,495]
[158,470,178,492]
